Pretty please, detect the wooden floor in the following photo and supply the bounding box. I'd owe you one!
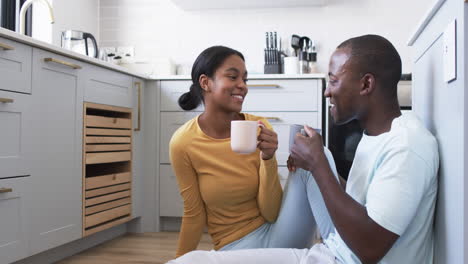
[58,232,212,264]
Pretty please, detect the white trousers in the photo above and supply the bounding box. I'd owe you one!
[168,243,338,264]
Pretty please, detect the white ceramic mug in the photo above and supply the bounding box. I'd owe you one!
[231,120,262,154]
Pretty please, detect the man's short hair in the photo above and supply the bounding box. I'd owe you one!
[337,35,402,97]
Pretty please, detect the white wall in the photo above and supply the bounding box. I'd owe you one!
[410,0,465,263]
[99,0,432,75]
[32,0,99,46]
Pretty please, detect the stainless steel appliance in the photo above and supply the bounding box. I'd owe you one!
[324,74,412,179]
[61,30,98,58]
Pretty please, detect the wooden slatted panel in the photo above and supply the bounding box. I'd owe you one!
[85,183,131,198]
[86,136,131,144]
[86,128,132,136]
[84,215,132,237]
[86,115,132,129]
[86,151,131,164]
[85,204,131,228]
[85,102,132,114]
[85,197,131,216]
[85,190,131,207]
[85,172,131,190]
[86,144,132,152]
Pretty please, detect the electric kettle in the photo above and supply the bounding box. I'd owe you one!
[61,30,98,58]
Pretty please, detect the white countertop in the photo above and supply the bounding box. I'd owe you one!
[151,73,327,80]
[0,28,327,81]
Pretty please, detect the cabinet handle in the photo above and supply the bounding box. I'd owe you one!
[0,42,14,51]
[264,116,281,121]
[0,187,13,193]
[134,82,141,131]
[247,84,280,89]
[44,58,82,69]
[0,97,14,103]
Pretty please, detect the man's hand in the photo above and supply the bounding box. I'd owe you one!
[257,121,278,160]
[289,125,327,173]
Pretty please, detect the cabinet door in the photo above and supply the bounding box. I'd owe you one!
[132,79,143,218]
[0,177,28,263]
[159,165,184,217]
[27,49,83,255]
[0,37,32,94]
[84,64,133,108]
[0,91,32,179]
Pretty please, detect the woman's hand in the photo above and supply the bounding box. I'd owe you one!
[257,121,278,160]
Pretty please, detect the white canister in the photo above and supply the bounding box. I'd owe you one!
[284,56,299,75]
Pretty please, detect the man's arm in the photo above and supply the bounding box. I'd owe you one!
[290,127,398,264]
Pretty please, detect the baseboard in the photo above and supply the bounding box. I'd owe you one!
[160,217,182,231]
[14,224,127,264]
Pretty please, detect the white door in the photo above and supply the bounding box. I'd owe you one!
[27,48,84,255]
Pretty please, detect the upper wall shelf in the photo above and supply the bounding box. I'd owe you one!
[171,0,327,10]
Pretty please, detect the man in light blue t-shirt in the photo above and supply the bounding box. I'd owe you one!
[168,35,439,264]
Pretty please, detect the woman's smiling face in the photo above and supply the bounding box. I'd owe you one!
[203,54,248,113]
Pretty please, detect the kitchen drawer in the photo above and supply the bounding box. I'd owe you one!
[159,165,184,217]
[159,111,319,166]
[0,176,28,263]
[159,111,201,164]
[84,64,133,108]
[278,166,290,189]
[0,37,32,94]
[0,90,31,179]
[160,79,321,112]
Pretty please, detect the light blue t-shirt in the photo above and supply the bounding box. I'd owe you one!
[325,112,439,264]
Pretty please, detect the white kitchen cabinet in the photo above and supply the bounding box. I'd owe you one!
[0,177,29,264]
[0,37,32,94]
[84,63,133,108]
[158,77,324,218]
[159,165,184,217]
[132,78,144,218]
[27,48,84,255]
[0,91,32,179]
[171,0,326,10]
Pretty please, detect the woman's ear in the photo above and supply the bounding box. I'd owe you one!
[199,74,210,92]
[360,73,376,96]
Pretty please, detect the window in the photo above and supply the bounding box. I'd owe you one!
[1,0,32,36]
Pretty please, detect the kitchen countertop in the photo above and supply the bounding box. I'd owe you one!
[0,28,327,81]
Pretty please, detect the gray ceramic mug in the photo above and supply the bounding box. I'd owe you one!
[289,124,321,152]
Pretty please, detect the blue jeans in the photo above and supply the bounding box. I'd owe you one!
[220,147,339,250]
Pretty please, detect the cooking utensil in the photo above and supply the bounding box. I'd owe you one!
[291,34,301,57]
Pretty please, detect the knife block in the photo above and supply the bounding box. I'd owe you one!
[264,63,282,74]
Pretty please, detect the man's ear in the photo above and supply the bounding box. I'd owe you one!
[360,73,376,96]
[199,74,210,92]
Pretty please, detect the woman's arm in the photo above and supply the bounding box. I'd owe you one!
[256,120,283,222]
[170,136,207,257]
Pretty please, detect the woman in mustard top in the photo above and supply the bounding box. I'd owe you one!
[169,46,338,258]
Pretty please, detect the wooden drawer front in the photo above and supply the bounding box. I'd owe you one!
[0,177,28,263]
[83,103,133,236]
[84,204,131,230]
[86,172,131,189]
[0,37,32,94]
[160,80,204,111]
[0,91,31,179]
[159,165,184,217]
[85,64,133,108]
[160,112,201,164]
[160,79,321,112]
[159,112,318,166]
[86,115,132,129]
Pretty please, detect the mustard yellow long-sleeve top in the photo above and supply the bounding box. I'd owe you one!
[169,113,283,257]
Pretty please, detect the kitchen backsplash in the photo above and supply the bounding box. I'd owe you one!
[99,0,430,75]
